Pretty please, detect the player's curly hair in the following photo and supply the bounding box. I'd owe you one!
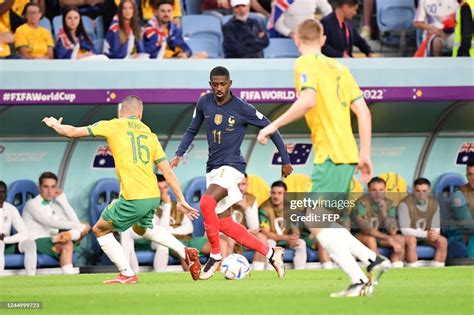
[210,66,230,80]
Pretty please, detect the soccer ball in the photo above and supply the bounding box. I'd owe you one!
[221,254,251,280]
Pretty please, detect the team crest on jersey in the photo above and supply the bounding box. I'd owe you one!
[228,116,235,126]
[300,74,308,83]
[214,114,223,125]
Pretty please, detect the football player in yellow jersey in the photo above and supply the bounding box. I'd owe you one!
[258,20,391,297]
[42,96,202,284]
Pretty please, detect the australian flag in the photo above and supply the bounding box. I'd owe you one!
[272,143,312,165]
[456,142,474,165]
[267,0,295,38]
[92,145,115,168]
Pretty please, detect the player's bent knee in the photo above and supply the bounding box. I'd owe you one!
[437,236,448,249]
[406,236,417,247]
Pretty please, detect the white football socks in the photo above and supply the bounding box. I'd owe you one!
[252,261,265,271]
[431,261,445,267]
[293,239,307,270]
[142,226,185,259]
[97,233,135,277]
[154,245,169,272]
[317,228,369,284]
[392,261,404,268]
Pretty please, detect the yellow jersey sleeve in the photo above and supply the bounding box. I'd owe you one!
[14,27,28,49]
[153,134,167,164]
[294,57,318,95]
[344,70,364,103]
[88,119,116,138]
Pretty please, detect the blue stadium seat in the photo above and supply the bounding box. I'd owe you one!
[89,178,120,224]
[6,179,38,213]
[376,0,416,53]
[306,248,319,262]
[184,177,207,237]
[95,15,105,39]
[93,39,104,54]
[264,38,299,58]
[186,37,221,58]
[184,0,202,15]
[39,17,52,34]
[181,15,223,43]
[52,15,96,40]
[434,173,467,223]
[89,178,120,265]
[380,245,436,260]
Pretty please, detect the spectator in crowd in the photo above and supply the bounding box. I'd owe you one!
[0,21,13,58]
[452,0,473,57]
[352,177,406,268]
[398,178,447,267]
[259,181,307,270]
[59,0,105,19]
[0,0,44,32]
[144,0,207,59]
[321,0,373,58]
[274,0,333,38]
[451,162,474,258]
[141,0,182,26]
[121,174,229,273]
[14,3,54,59]
[0,181,37,276]
[222,0,269,58]
[54,6,98,59]
[227,174,269,271]
[22,172,90,275]
[414,0,458,56]
[104,0,148,59]
[201,0,234,19]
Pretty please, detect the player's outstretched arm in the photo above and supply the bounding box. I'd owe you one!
[172,101,205,168]
[257,89,316,144]
[156,159,199,220]
[42,117,89,138]
[350,98,373,183]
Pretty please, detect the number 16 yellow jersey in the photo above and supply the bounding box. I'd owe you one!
[294,53,363,165]
[88,117,166,200]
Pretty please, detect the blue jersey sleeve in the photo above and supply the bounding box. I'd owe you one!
[54,37,72,59]
[176,98,204,156]
[241,103,291,165]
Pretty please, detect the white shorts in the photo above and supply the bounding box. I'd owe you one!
[206,166,245,214]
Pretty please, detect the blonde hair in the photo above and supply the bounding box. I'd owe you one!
[119,96,143,115]
[297,19,324,44]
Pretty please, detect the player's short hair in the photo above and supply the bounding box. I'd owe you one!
[120,95,143,114]
[0,181,7,191]
[337,0,359,7]
[297,19,324,43]
[151,0,174,10]
[368,177,386,189]
[467,162,474,170]
[210,66,230,80]
[39,172,58,186]
[156,174,166,182]
[243,173,248,178]
[413,177,431,188]
[271,180,287,191]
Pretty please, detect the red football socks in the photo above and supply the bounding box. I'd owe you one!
[199,195,221,255]
[219,216,269,256]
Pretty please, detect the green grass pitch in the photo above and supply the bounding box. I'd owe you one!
[1,267,473,315]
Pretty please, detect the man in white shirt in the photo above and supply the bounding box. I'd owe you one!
[414,0,458,56]
[275,0,333,38]
[398,178,447,267]
[0,181,37,275]
[22,172,90,274]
